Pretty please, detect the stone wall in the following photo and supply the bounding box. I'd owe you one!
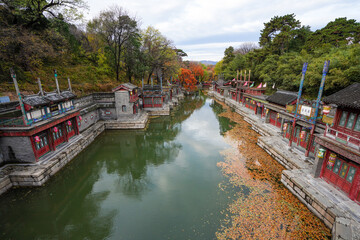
[0,136,35,163]
[0,122,105,193]
[79,105,99,132]
[281,170,336,229]
[93,92,115,103]
[74,94,93,109]
[99,107,117,120]
[0,150,4,165]
[115,91,133,117]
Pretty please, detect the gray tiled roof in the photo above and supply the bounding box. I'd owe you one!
[44,92,65,103]
[323,83,360,110]
[113,83,139,92]
[267,90,298,106]
[23,94,49,107]
[60,91,76,100]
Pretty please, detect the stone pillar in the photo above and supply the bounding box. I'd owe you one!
[311,143,325,178]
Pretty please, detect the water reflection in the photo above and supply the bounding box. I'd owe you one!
[210,100,236,135]
[0,92,235,240]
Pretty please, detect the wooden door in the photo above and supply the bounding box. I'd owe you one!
[53,126,65,147]
[269,111,276,126]
[66,121,75,139]
[322,156,358,196]
[34,133,50,158]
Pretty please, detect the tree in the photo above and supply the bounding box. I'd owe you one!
[123,33,143,83]
[303,17,360,51]
[234,42,259,55]
[223,46,235,65]
[179,68,197,91]
[1,0,87,28]
[189,62,204,82]
[259,14,301,54]
[87,6,139,81]
[141,26,179,83]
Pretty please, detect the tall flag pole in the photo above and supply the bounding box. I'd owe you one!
[305,60,330,157]
[289,62,308,147]
[248,69,251,82]
[244,70,247,86]
[54,69,60,95]
[10,68,28,125]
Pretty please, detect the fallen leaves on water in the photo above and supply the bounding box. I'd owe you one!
[215,101,331,240]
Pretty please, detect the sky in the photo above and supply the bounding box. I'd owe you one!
[85,0,360,62]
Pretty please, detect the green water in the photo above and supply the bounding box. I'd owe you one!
[0,95,235,240]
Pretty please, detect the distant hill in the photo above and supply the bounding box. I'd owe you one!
[199,60,217,65]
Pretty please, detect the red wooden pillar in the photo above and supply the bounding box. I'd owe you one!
[289,119,296,146]
[48,128,56,151]
[319,149,330,178]
[152,97,154,108]
[62,122,69,142]
[305,124,316,157]
[74,117,80,135]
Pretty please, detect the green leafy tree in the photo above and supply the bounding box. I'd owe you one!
[259,14,301,54]
[304,17,360,51]
[1,0,87,28]
[223,46,235,66]
[141,26,179,83]
[87,6,139,81]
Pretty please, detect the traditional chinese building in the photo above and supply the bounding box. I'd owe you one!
[0,77,79,163]
[314,83,360,202]
[243,86,267,115]
[142,84,164,108]
[113,83,140,116]
[265,90,298,128]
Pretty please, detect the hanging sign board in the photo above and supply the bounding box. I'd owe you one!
[300,105,312,117]
[327,153,336,168]
[318,148,326,158]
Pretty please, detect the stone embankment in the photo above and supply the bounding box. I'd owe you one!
[0,93,184,196]
[209,90,360,240]
[0,122,104,195]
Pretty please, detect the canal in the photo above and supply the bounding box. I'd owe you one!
[0,94,330,239]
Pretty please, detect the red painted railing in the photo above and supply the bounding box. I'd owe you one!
[324,125,360,151]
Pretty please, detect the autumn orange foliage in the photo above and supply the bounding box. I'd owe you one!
[179,68,197,91]
[214,101,331,240]
[189,62,204,80]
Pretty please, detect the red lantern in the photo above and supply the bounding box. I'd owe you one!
[300,130,306,140]
[34,136,40,142]
[79,116,82,121]
[53,127,58,133]
[67,120,72,126]
[323,106,331,115]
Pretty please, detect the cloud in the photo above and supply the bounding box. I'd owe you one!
[86,0,360,61]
